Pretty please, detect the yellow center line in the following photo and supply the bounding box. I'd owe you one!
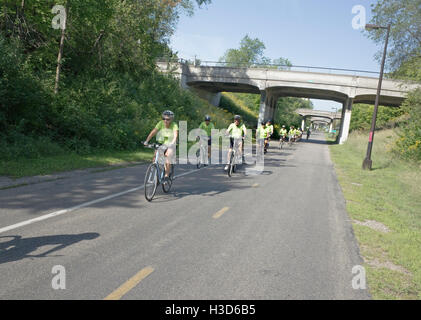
[213,207,230,219]
[104,266,154,300]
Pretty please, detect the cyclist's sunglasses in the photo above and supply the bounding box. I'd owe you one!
[162,117,172,121]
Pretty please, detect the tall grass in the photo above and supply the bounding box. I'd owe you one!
[330,128,421,299]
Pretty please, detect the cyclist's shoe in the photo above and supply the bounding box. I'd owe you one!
[224,165,229,171]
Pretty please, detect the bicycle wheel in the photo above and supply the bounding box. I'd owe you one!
[162,165,174,193]
[228,152,235,177]
[144,164,158,202]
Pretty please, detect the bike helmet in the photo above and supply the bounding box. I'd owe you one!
[162,110,174,119]
[282,125,286,128]
[234,115,241,121]
[205,115,211,121]
[261,121,266,125]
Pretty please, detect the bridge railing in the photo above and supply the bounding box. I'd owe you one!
[157,58,380,77]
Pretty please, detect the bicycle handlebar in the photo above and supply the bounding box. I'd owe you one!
[142,142,163,150]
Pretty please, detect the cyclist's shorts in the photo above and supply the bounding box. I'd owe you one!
[162,144,176,164]
[230,137,242,149]
[208,137,212,146]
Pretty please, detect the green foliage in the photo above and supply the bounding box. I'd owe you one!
[367,0,421,71]
[350,104,405,131]
[219,93,257,128]
[0,36,53,134]
[220,35,267,67]
[389,56,421,82]
[219,34,292,69]
[275,97,313,129]
[0,1,219,164]
[394,89,421,161]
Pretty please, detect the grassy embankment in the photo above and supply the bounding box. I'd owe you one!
[329,129,421,299]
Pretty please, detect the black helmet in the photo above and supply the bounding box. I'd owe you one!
[261,121,266,125]
[234,115,241,121]
[205,115,211,121]
[267,119,272,123]
[162,110,174,119]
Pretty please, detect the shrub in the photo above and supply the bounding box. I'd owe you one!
[394,89,421,161]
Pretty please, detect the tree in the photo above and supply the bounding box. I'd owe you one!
[367,0,421,71]
[220,35,268,67]
[220,35,293,69]
[272,57,292,70]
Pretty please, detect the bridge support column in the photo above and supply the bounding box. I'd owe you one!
[258,90,267,126]
[338,98,353,144]
[329,121,333,132]
[301,117,306,131]
[263,95,277,122]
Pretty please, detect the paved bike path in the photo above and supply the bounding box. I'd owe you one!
[0,132,370,299]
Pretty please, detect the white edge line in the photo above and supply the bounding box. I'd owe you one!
[0,166,210,234]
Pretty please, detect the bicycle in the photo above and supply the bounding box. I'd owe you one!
[143,142,175,202]
[227,138,243,177]
[288,135,295,147]
[196,136,209,169]
[279,136,287,149]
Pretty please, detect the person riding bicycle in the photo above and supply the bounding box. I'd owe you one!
[144,110,178,181]
[288,126,296,143]
[279,125,288,142]
[198,115,215,164]
[296,127,302,141]
[257,121,267,155]
[265,120,274,152]
[224,115,247,171]
[306,127,311,140]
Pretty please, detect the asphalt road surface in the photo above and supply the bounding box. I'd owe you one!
[0,132,370,299]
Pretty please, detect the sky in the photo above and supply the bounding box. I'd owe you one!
[170,0,383,111]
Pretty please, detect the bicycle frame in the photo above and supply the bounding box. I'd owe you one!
[147,144,172,184]
[197,136,209,166]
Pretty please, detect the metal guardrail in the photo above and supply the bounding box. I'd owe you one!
[157,58,381,77]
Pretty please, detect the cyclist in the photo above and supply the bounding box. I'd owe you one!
[288,126,296,143]
[296,127,303,141]
[306,127,311,140]
[265,119,274,152]
[198,115,215,164]
[144,110,178,181]
[257,121,267,156]
[279,125,288,143]
[224,115,247,171]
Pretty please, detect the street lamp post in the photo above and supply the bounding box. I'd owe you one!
[362,23,391,170]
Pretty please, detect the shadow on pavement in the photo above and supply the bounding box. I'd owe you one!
[0,233,99,264]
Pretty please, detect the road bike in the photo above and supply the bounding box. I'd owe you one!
[279,136,287,149]
[143,142,175,202]
[227,138,243,178]
[288,135,295,147]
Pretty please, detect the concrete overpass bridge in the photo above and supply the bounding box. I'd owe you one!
[157,60,420,144]
[295,109,342,132]
[311,118,332,131]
